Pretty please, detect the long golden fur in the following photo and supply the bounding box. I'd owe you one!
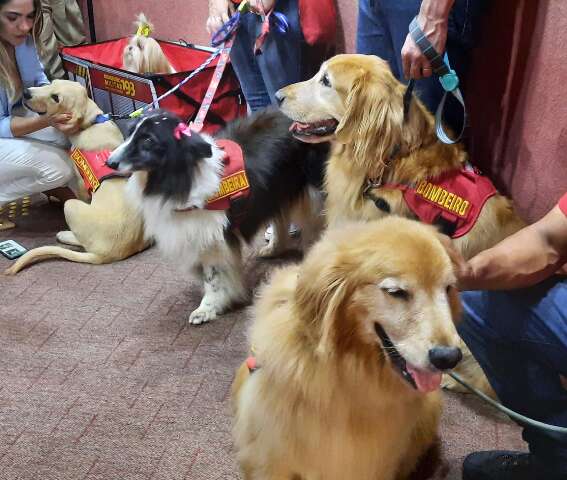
[122,14,176,75]
[277,54,526,394]
[232,217,463,480]
[4,80,149,274]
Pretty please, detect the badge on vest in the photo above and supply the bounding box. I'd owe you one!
[70,147,124,194]
[208,170,250,204]
[414,180,471,218]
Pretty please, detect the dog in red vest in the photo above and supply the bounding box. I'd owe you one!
[107,108,329,325]
[5,80,149,275]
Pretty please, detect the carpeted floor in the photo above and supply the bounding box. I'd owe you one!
[0,203,525,480]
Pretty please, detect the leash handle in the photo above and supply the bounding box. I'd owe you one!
[408,16,466,144]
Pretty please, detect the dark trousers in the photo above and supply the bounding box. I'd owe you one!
[230,0,324,111]
[356,0,487,134]
[459,279,567,475]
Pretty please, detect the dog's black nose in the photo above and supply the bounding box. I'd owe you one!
[105,157,118,170]
[429,346,462,371]
[274,90,284,107]
[23,88,32,100]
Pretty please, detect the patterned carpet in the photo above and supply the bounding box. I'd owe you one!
[0,202,524,480]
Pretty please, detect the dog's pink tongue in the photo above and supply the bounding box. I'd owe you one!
[289,121,309,132]
[406,366,442,393]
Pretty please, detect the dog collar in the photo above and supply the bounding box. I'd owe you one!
[92,114,111,124]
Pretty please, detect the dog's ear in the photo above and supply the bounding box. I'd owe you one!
[435,233,464,323]
[179,132,213,160]
[295,248,351,355]
[335,70,404,175]
[144,39,173,74]
[79,97,103,129]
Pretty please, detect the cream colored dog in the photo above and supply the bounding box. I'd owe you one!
[5,80,148,274]
[122,13,176,75]
[232,217,463,480]
[276,54,526,395]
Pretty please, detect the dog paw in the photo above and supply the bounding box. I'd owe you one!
[188,307,217,326]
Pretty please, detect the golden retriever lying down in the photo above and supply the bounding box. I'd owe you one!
[232,217,463,480]
[276,54,525,394]
[5,80,148,274]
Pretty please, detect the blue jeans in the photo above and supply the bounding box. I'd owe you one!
[357,0,487,134]
[230,0,317,111]
[459,279,567,475]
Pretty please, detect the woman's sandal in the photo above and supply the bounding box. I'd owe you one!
[0,218,16,231]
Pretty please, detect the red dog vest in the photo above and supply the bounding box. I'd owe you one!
[383,168,497,238]
[69,147,126,194]
[176,138,250,212]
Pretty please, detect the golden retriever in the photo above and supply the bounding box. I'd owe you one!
[232,217,463,480]
[276,54,526,394]
[122,13,176,75]
[4,80,149,274]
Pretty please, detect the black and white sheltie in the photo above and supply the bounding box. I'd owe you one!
[106,109,329,324]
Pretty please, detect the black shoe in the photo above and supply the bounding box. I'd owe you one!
[463,450,563,480]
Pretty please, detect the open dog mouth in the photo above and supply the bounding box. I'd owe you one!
[289,119,338,137]
[374,323,442,393]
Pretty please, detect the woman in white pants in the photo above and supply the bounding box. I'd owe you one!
[0,0,78,230]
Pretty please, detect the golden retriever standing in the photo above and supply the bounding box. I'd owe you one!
[5,80,148,274]
[276,54,525,394]
[122,13,176,75]
[232,217,464,480]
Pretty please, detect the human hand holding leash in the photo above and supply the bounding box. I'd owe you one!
[207,0,235,34]
[248,0,275,13]
[401,0,454,80]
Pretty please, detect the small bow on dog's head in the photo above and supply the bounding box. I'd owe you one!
[173,122,192,140]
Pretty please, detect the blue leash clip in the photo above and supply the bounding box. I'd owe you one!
[439,53,459,92]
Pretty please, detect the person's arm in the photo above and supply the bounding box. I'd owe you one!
[458,203,567,291]
[8,112,77,138]
[401,0,455,80]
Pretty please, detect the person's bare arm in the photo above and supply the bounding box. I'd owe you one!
[401,0,455,80]
[10,112,78,137]
[458,206,567,291]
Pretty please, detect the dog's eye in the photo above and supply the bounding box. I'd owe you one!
[320,73,331,88]
[51,94,59,103]
[383,288,409,301]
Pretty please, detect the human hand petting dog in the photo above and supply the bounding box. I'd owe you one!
[206,0,235,34]
[401,0,455,80]
[47,112,80,135]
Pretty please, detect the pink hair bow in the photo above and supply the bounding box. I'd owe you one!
[173,122,193,140]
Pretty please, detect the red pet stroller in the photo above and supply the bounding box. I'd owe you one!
[61,38,247,133]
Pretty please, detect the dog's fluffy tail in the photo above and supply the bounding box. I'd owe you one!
[4,246,104,275]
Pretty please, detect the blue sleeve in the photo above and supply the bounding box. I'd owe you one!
[0,89,13,138]
[30,41,49,86]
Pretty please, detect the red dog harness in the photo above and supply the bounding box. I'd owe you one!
[69,147,127,195]
[175,138,250,214]
[380,167,497,238]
